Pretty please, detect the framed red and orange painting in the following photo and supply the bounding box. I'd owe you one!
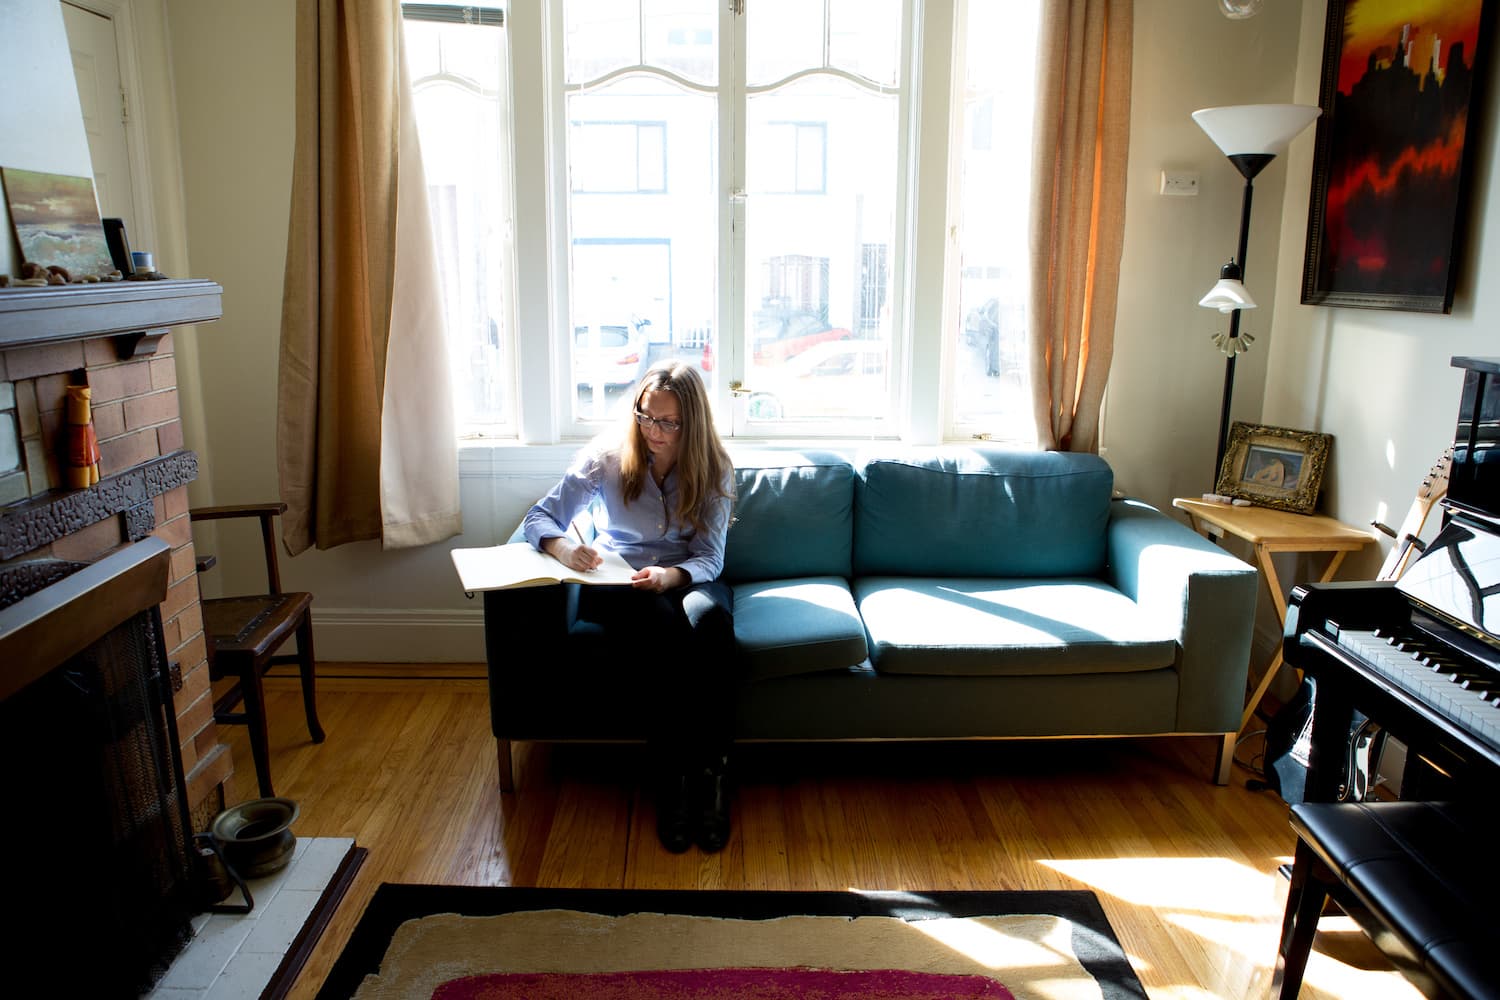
[1301,0,1492,313]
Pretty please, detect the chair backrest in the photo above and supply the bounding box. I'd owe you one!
[189,502,289,595]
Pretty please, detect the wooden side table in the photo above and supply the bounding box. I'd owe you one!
[1172,498,1377,738]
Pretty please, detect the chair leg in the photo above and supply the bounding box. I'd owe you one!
[295,611,325,743]
[241,661,275,799]
[1273,838,1329,999]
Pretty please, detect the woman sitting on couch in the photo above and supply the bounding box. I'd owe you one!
[523,362,738,853]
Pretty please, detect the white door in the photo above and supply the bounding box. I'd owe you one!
[60,2,137,227]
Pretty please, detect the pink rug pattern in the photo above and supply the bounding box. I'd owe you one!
[433,966,1016,999]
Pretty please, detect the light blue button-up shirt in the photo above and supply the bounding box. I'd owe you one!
[523,448,733,584]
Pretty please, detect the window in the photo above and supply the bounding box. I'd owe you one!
[949,0,1038,438]
[415,1,1041,447]
[570,121,668,193]
[402,3,515,438]
[762,122,828,194]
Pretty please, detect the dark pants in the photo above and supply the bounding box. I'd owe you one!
[572,580,737,770]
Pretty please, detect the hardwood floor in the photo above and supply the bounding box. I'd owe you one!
[223,664,1421,1000]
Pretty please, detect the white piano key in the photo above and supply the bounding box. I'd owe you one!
[1336,629,1499,751]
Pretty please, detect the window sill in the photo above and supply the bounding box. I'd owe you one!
[457,435,1035,478]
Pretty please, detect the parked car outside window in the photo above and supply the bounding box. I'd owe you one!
[574,317,651,388]
[751,309,852,363]
[747,339,888,420]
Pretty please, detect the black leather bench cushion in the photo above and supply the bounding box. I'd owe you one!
[1290,801,1499,1000]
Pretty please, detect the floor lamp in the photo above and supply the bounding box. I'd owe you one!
[1192,103,1321,485]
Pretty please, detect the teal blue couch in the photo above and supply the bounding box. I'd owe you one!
[484,447,1258,789]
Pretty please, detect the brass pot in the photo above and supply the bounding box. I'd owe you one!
[210,797,300,879]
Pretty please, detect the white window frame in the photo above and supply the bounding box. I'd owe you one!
[501,0,1020,450]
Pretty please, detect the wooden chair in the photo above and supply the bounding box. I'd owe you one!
[191,502,324,797]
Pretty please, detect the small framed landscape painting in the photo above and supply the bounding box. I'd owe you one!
[1,167,114,278]
[1215,422,1333,514]
[1300,0,1492,313]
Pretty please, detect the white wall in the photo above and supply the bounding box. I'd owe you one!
[147,0,1470,663]
[0,0,98,276]
[1106,0,1307,514]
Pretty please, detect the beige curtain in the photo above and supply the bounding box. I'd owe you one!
[1028,0,1133,453]
[278,0,461,554]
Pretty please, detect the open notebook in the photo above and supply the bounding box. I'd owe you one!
[451,542,637,593]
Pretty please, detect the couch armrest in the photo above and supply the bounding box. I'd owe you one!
[1106,498,1259,733]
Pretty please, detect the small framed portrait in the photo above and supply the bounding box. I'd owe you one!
[1215,422,1332,514]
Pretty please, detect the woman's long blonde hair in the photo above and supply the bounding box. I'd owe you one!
[619,362,734,535]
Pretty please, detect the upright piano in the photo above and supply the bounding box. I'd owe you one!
[1284,356,1500,804]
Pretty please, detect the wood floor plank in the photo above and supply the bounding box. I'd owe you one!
[218,672,1422,1000]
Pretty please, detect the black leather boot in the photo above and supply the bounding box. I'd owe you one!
[695,755,731,853]
[655,771,694,854]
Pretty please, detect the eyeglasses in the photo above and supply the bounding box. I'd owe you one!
[634,410,682,435]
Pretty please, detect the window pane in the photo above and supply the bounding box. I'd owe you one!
[565,0,639,83]
[744,71,897,426]
[566,75,718,423]
[746,0,825,86]
[828,0,901,86]
[405,16,513,433]
[952,0,1038,439]
[642,0,717,85]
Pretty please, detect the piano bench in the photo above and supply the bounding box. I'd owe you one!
[1274,801,1497,1000]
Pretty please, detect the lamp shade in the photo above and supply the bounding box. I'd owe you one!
[1199,259,1257,312]
[1191,103,1321,156]
[1199,278,1257,313]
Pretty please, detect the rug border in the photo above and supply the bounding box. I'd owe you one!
[315,886,1146,1000]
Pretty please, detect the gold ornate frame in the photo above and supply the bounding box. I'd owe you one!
[1215,422,1332,514]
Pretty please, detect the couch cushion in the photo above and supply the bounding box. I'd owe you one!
[853,448,1113,577]
[723,451,855,583]
[854,576,1177,676]
[732,576,868,682]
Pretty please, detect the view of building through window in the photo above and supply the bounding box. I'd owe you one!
[405,0,1038,443]
[952,0,1038,435]
[404,6,513,437]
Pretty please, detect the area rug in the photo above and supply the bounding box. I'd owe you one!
[317,886,1145,1000]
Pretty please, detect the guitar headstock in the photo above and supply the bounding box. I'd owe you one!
[1419,446,1453,499]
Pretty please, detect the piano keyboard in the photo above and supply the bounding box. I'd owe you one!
[1335,627,1500,754]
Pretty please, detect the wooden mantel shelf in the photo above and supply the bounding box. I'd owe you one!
[0,278,223,354]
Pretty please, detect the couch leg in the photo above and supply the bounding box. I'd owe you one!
[497,738,515,793]
[1212,732,1234,785]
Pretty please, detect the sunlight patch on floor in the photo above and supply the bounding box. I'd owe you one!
[1042,856,1279,916]
[903,913,1077,972]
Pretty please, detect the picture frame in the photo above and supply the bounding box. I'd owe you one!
[1215,422,1332,514]
[0,167,114,278]
[1300,0,1492,313]
[102,217,134,276]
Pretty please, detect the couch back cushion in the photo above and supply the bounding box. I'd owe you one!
[723,451,855,583]
[853,448,1113,577]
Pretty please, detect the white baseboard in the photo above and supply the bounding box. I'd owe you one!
[310,607,487,663]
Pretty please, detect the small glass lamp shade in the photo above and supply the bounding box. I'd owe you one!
[1218,0,1264,18]
[1200,278,1257,313]
[1191,104,1321,156]
[1199,259,1257,312]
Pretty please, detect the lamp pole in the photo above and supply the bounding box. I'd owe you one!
[1214,153,1272,484]
[1192,103,1320,488]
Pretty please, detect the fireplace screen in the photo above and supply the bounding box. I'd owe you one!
[0,542,196,998]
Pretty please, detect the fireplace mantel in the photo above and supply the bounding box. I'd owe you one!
[0,278,223,355]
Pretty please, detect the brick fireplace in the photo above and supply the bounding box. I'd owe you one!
[0,278,232,827]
